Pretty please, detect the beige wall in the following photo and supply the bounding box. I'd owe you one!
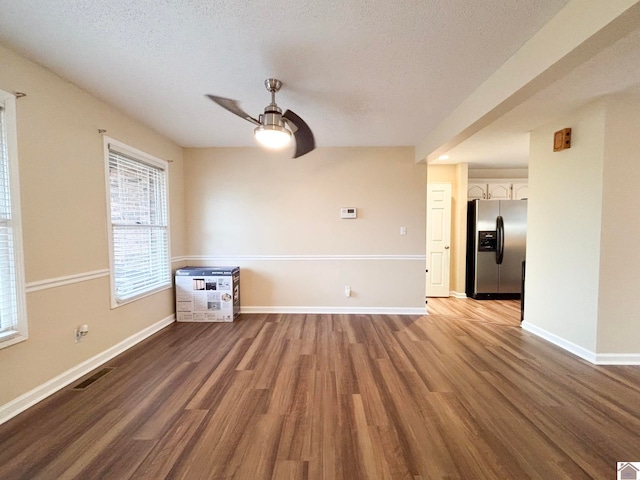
[0,44,185,406]
[525,101,605,353]
[183,147,427,310]
[526,94,640,359]
[426,164,468,295]
[468,168,528,179]
[596,93,640,353]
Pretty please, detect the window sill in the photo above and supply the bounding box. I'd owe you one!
[0,331,28,350]
[110,282,173,309]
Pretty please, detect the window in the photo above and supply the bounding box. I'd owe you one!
[105,138,171,307]
[0,90,27,348]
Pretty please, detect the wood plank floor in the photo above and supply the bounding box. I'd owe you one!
[1,299,640,479]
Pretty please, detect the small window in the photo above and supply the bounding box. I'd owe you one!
[104,138,171,307]
[0,90,28,348]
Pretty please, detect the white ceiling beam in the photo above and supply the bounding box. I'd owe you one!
[415,0,640,163]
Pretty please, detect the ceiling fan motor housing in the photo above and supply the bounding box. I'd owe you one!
[261,78,286,129]
[260,106,286,128]
[255,86,291,147]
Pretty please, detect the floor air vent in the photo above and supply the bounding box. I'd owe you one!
[72,367,115,390]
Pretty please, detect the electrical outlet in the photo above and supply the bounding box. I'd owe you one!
[75,324,89,343]
[345,285,351,297]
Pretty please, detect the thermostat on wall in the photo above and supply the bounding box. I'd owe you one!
[340,207,357,219]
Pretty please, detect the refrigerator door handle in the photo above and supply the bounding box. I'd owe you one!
[496,215,504,264]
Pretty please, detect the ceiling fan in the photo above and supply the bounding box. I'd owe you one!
[206,79,315,158]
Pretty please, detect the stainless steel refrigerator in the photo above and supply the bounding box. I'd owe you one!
[466,199,527,299]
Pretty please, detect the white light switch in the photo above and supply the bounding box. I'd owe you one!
[400,227,407,235]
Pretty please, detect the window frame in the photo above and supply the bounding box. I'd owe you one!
[103,137,171,308]
[0,89,28,349]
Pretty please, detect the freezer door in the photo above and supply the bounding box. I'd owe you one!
[498,200,527,293]
[475,201,500,294]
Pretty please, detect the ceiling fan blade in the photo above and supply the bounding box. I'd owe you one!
[283,110,315,158]
[206,94,260,125]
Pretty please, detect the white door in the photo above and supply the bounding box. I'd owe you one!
[426,183,452,297]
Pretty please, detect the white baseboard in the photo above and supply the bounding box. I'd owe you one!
[521,321,597,363]
[184,254,426,262]
[0,315,175,426]
[450,291,467,299]
[240,306,427,315]
[523,321,640,365]
[593,353,640,365]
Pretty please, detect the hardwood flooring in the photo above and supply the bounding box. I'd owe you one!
[426,297,522,326]
[1,299,639,479]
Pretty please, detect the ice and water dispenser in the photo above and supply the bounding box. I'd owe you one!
[478,231,497,252]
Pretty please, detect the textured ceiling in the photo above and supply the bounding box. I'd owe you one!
[0,0,572,152]
[441,23,640,168]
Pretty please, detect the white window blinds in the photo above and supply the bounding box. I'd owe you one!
[0,101,24,342]
[0,105,18,336]
[108,145,170,304]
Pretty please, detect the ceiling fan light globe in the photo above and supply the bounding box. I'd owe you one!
[254,125,291,149]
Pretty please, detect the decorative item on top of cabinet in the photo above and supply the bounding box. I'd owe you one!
[468,181,528,200]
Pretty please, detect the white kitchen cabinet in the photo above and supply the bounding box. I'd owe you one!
[512,182,529,200]
[487,183,511,200]
[467,180,528,200]
[468,183,488,200]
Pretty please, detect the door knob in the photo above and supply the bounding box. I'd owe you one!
[444,245,450,249]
